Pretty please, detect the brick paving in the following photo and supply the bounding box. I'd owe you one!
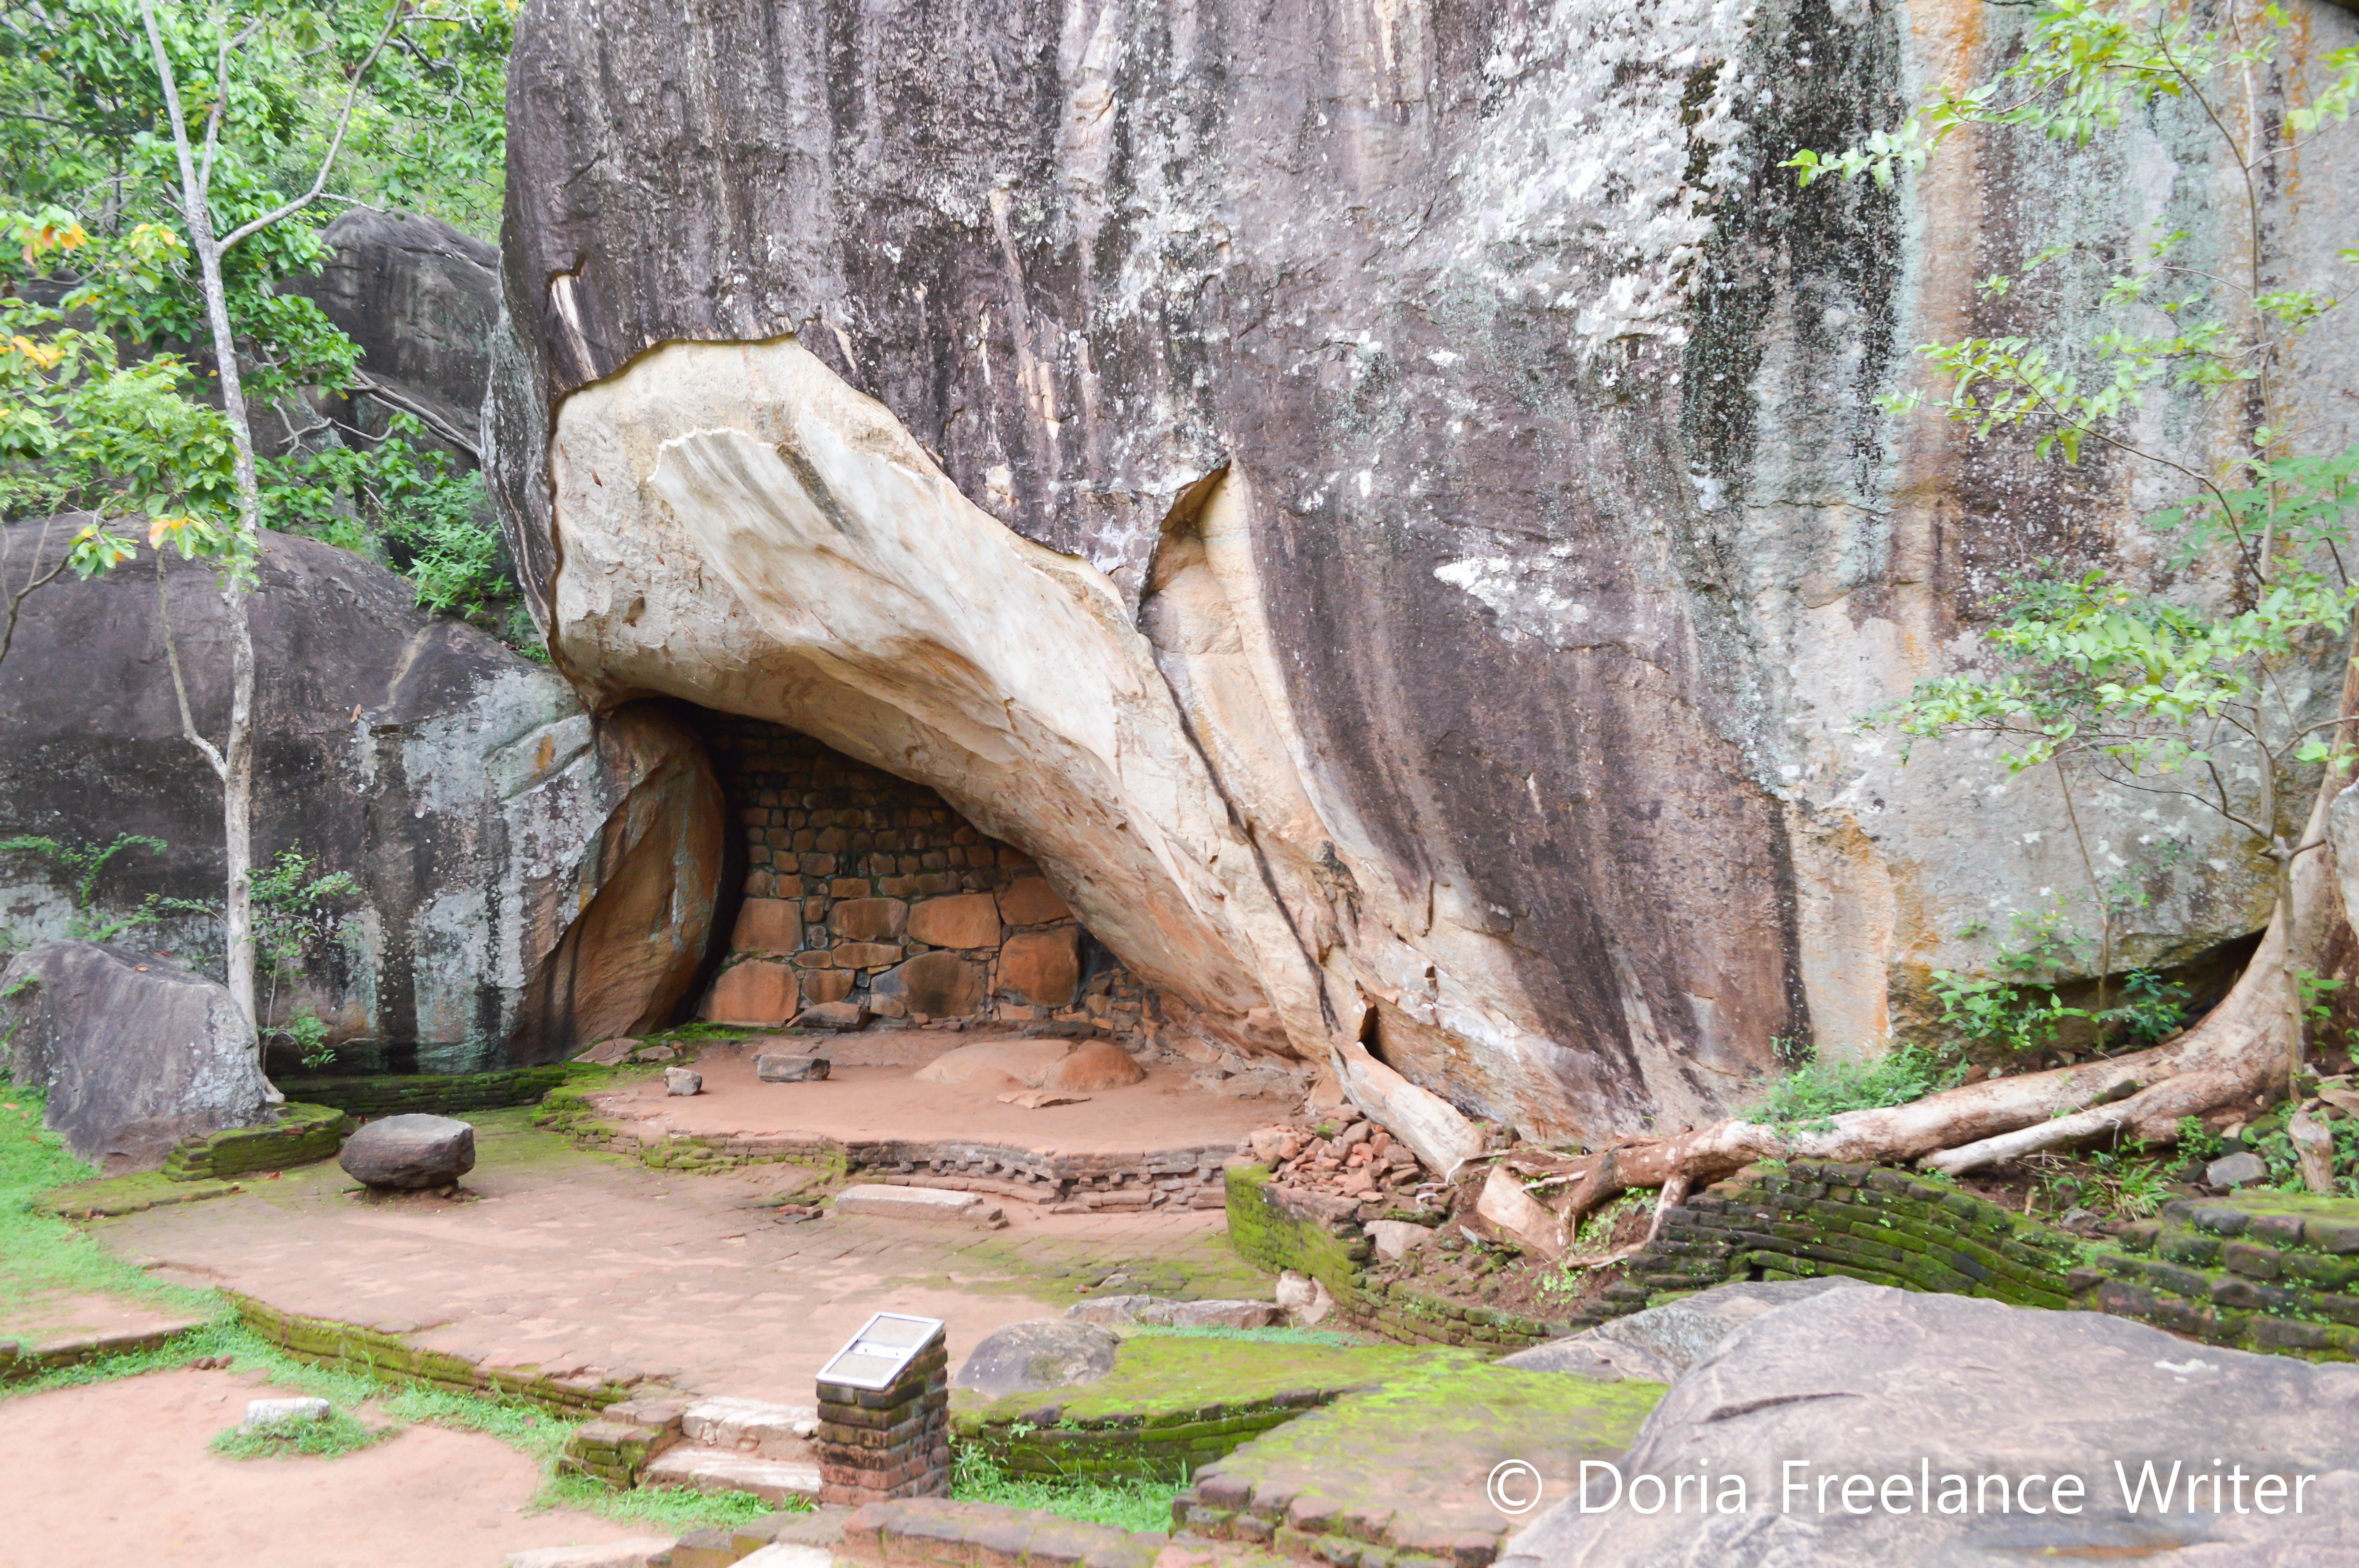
[90,1108,1274,1405]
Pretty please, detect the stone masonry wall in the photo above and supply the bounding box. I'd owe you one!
[696,717,1156,1034]
[1230,1156,2359,1363]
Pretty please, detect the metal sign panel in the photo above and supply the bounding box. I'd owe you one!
[818,1311,945,1391]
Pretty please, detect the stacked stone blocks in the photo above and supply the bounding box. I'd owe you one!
[538,1085,1229,1206]
[700,715,1153,1033]
[159,1102,351,1181]
[956,1388,1336,1483]
[1224,1166,1573,1350]
[817,1330,951,1505]
[839,1498,1163,1568]
[273,1065,566,1119]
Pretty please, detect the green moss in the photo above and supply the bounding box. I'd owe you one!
[38,1169,243,1220]
[160,1102,350,1180]
[958,1335,1443,1429]
[276,1066,567,1119]
[0,1088,219,1319]
[1198,1357,1663,1520]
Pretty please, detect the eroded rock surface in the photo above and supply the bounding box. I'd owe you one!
[951,1320,1120,1398]
[0,941,267,1169]
[488,0,2359,1139]
[1500,1286,2359,1565]
[0,525,721,1069]
[291,207,499,459]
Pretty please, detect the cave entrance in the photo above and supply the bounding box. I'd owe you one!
[591,710,1273,1212]
[687,711,1150,1037]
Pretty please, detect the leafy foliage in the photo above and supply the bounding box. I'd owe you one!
[250,846,356,1069]
[1745,1046,1970,1134]
[1790,0,2359,1087]
[0,0,521,659]
[0,832,165,942]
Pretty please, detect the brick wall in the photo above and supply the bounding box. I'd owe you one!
[696,716,1156,1035]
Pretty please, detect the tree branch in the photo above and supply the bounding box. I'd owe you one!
[154,551,228,781]
[215,5,407,253]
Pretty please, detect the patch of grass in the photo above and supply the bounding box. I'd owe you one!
[1745,1047,1968,1135]
[952,1449,1176,1535]
[535,1475,791,1531]
[0,1087,786,1526]
[209,1407,393,1461]
[0,1086,218,1316]
[1117,1323,1361,1348]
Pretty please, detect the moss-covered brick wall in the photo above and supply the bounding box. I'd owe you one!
[160,1102,350,1181]
[1619,1160,2083,1314]
[276,1065,566,1119]
[231,1293,641,1414]
[1225,1165,1574,1350]
[2082,1193,2359,1358]
[1601,1160,2359,1365]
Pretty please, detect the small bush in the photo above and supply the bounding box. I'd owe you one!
[1746,1047,1968,1134]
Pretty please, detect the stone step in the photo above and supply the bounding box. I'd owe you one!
[643,1445,824,1504]
[683,1395,821,1461]
[834,1183,1007,1227]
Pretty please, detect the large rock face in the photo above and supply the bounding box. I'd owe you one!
[487,0,2359,1138]
[292,207,500,458]
[0,941,267,1169]
[0,525,723,1069]
[1500,1286,2359,1564]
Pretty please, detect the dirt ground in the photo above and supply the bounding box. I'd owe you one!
[0,1367,649,1568]
[92,1106,1274,1405]
[594,1033,1282,1152]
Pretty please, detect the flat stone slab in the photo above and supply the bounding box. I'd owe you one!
[1180,1350,1663,1557]
[832,1185,1001,1224]
[1066,1294,1281,1329]
[1500,1275,1872,1384]
[755,1051,831,1082]
[1502,1285,2359,1564]
[503,1541,674,1568]
[841,1499,1159,1568]
[681,1395,819,1459]
[641,1445,822,1504]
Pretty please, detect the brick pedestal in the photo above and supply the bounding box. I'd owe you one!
[817,1325,951,1504]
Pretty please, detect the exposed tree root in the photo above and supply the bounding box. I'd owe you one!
[1546,848,2318,1223]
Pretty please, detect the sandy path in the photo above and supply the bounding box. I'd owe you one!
[0,1368,653,1568]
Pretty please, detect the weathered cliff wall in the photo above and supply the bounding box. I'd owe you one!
[0,524,722,1071]
[486,0,2359,1140]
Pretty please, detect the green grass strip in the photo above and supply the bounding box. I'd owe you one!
[951,1449,1177,1535]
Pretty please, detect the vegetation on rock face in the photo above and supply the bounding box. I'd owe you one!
[0,0,519,1076]
[1516,0,2359,1226]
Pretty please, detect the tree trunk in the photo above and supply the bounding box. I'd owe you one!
[140,1,266,1089]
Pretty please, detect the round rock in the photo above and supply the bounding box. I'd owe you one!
[952,1319,1120,1398]
[338,1113,476,1190]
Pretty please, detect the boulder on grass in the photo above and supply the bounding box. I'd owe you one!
[339,1113,476,1189]
[952,1320,1120,1397]
[0,941,267,1171]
